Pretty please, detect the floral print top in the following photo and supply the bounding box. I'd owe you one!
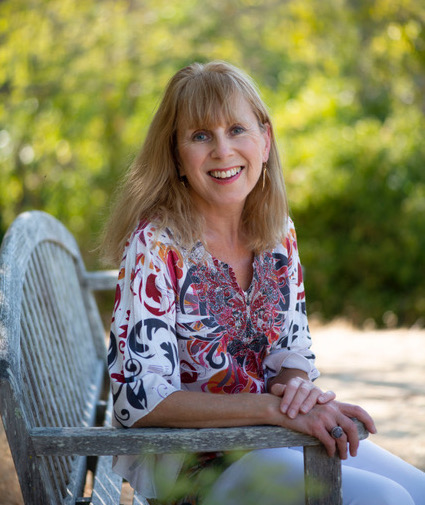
[108,217,319,429]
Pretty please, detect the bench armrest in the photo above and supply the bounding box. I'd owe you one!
[29,421,368,457]
[83,270,119,291]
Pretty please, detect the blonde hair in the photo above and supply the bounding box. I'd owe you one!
[101,61,288,265]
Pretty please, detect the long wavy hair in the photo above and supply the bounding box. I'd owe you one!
[101,61,288,265]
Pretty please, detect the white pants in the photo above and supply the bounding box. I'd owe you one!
[204,440,425,505]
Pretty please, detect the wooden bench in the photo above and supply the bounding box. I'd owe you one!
[0,211,368,505]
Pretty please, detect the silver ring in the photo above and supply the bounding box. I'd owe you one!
[330,426,344,439]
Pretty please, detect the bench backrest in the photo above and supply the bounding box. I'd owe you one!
[0,211,108,504]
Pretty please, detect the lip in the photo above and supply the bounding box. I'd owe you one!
[208,166,244,184]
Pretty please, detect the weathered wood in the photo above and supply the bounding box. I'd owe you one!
[83,270,119,291]
[133,491,150,505]
[29,420,369,457]
[90,455,122,505]
[304,445,342,505]
[30,425,320,456]
[0,211,108,505]
[0,211,369,505]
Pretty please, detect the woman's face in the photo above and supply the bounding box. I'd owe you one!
[176,97,271,218]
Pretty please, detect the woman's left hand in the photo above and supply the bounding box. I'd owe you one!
[270,377,336,419]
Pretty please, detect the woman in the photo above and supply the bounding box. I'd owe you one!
[103,61,425,504]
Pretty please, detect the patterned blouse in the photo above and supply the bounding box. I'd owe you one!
[108,218,319,430]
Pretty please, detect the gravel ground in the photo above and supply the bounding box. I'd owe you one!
[312,320,425,472]
[1,321,424,504]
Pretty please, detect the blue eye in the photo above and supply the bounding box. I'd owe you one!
[231,125,245,135]
[192,131,209,142]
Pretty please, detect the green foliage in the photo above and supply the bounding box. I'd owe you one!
[1,0,424,326]
[151,451,316,505]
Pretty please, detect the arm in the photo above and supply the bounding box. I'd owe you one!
[108,225,182,429]
[263,220,334,418]
[133,389,376,460]
[132,390,279,428]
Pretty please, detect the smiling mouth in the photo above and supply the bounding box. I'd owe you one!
[209,166,244,179]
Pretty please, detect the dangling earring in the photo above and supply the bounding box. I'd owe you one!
[179,170,188,187]
[262,163,268,190]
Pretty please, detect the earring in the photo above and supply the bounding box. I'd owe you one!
[262,163,268,190]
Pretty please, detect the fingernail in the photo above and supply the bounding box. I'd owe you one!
[281,405,288,414]
[288,409,296,419]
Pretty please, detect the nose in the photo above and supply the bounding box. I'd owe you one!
[211,132,232,159]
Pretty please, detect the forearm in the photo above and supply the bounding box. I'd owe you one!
[132,390,282,429]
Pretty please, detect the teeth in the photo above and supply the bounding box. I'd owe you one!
[210,167,242,179]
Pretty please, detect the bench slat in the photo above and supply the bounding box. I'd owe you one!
[90,455,122,505]
[64,456,90,505]
[133,491,149,504]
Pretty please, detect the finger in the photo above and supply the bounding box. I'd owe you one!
[299,389,323,415]
[338,402,378,435]
[317,390,336,404]
[279,377,303,414]
[327,423,349,460]
[335,431,349,460]
[338,417,360,457]
[270,383,286,397]
[357,410,377,435]
[314,427,338,458]
[286,381,315,418]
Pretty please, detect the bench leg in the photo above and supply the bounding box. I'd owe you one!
[304,445,342,505]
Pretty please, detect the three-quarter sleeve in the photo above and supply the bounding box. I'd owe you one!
[263,219,320,383]
[108,225,181,428]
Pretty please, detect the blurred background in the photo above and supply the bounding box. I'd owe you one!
[1,0,424,328]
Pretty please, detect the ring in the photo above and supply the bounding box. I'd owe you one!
[330,426,344,439]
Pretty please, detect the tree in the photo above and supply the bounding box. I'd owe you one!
[1,0,424,325]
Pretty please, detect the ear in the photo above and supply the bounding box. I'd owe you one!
[262,123,271,163]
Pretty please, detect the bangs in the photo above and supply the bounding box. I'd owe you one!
[176,71,260,130]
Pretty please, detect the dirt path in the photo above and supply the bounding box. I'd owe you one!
[312,320,425,471]
[1,321,424,503]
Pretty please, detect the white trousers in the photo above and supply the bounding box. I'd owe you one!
[204,440,425,505]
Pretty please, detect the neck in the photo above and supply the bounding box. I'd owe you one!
[188,193,244,243]
[202,207,245,247]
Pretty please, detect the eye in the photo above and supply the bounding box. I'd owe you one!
[191,131,210,142]
[230,125,246,135]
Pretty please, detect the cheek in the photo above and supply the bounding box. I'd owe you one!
[179,148,202,177]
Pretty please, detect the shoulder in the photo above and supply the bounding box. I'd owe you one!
[124,221,175,254]
[272,217,298,255]
[286,216,296,238]
[119,220,182,270]
[116,222,188,296]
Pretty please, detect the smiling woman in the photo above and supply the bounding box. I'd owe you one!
[100,61,425,504]
[176,96,270,225]
[101,62,288,266]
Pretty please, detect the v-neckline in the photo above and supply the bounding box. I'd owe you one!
[201,243,259,296]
